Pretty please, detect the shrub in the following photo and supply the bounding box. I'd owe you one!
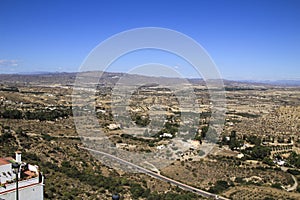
[208,180,230,194]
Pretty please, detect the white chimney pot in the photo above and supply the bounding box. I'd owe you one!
[15,151,22,163]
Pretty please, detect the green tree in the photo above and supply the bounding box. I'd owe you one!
[247,135,261,145]
[288,152,300,168]
[229,139,244,150]
[250,145,271,160]
[208,180,230,194]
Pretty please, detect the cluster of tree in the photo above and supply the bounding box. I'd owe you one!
[0,108,71,121]
[41,133,54,141]
[121,133,158,143]
[224,87,255,91]
[96,110,113,122]
[221,131,244,150]
[200,111,211,118]
[25,109,71,121]
[22,152,41,163]
[287,152,300,168]
[219,131,272,160]
[47,160,126,194]
[208,180,230,194]
[129,182,198,200]
[153,121,179,139]
[271,182,282,189]
[43,159,198,199]
[262,157,275,166]
[194,125,219,143]
[245,135,261,146]
[163,121,179,134]
[0,109,23,119]
[194,126,209,144]
[242,145,271,160]
[132,114,150,127]
[0,132,15,143]
[287,168,300,175]
[0,86,19,92]
[20,91,45,95]
[145,191,198,200]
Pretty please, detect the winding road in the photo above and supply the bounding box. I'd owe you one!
[281,166,298,192]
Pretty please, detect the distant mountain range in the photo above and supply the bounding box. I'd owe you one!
[0,71,299,86]
[239,79,300,86]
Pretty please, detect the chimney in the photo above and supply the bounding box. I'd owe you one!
[15,151,21,163]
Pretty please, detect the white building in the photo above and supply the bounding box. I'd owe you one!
[159,133,173,138]
[107,123,120,130]
[0,152,44,200]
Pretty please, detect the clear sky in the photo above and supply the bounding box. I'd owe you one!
[0,0,299,80]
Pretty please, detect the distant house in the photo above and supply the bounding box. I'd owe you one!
[159,133,173,138]
[107,124,120,130]
[237,153,244,159]
[276,160,285,166]
[156,145,165,150]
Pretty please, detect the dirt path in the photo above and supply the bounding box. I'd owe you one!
[281,166,298,192]
[287,174,298,192]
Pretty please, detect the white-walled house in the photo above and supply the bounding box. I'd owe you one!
[0,152,44,200]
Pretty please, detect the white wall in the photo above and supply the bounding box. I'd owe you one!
[0,164,14,184]
[0,183,43,200]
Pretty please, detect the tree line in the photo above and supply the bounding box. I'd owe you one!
[0,108,71,121]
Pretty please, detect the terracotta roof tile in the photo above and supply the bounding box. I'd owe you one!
[0,157,14,166]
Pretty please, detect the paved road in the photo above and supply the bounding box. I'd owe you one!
[79,146,230,200]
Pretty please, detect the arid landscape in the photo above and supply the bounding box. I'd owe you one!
[0,72,299,199]
[1,0,299,199]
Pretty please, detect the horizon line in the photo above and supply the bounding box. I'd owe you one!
[0,70,299,83]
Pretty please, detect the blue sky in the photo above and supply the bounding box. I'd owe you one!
[0,0,299,80]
